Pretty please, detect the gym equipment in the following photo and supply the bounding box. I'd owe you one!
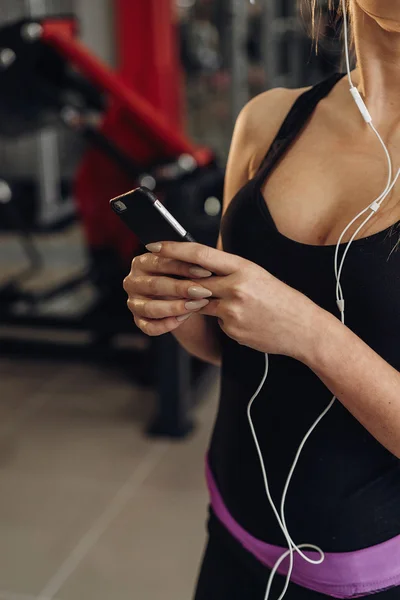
[0,8,224,438]
[261,0,341,88]
[0,0,77,231]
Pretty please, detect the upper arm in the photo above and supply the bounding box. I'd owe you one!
[217,87,309,250]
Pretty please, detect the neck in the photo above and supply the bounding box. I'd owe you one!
[352,4,400,125]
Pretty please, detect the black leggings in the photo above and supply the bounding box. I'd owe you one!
[193,515,400,600]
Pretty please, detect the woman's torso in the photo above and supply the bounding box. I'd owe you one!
[207,73,400,553]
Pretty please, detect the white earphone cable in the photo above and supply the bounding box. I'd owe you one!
[247,2,399,599]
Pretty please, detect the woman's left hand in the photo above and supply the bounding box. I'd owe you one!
[146,242,323,362]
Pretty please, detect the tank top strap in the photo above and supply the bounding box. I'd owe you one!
[254,72,346,186]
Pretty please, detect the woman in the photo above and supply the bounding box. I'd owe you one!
[123,1,400,598]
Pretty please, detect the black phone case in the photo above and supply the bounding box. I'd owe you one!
[109,187,195,245]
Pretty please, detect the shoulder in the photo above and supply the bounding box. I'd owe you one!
[234,86,311,178]
[218,86,310,250]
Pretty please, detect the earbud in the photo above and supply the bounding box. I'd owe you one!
[350,87,372,123]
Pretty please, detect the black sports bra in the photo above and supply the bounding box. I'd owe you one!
[207,72,400,553]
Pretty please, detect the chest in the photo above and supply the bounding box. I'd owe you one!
[221,173,400,369]
[261,118,400,247]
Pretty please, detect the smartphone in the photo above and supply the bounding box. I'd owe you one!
[110,186,196,245]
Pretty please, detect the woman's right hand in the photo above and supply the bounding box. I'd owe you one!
[123,252,213,337]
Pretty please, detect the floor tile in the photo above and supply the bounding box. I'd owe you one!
[56,488,208,600]
[0,591,41,600]
[0,387,156,485]
[0,378,48,425]
[0,357,62,381]
[0,471,118,595]
[145,378,218,493]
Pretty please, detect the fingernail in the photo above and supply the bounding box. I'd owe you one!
[189,267,212,278]
[185,299,210,311]
[188,286,212,299]
[146,243,162,252]
[176,313,192,322]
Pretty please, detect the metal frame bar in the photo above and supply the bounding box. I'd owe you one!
[261,0,304,89]
[25,0,75,229]
[230,0,249,124]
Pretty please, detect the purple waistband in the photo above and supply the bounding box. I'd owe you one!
[206,459,400,598]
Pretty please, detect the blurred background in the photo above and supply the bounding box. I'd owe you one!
[0,1,341,599]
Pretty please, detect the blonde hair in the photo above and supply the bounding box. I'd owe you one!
[299,0,350,48]
[300,0,331,38]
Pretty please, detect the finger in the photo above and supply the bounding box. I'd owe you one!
[134,315,191,337]
[134,254,212,279]
[145,242,243,276]
[131,275,210,299]
[128,297,209,319]
[197,298,221,318]
[189,275,237,299]
[196,301,227,333]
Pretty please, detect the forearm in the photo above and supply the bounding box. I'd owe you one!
[300,308,400,459]
[172,313,222,367]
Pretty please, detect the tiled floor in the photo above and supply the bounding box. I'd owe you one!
[0,355,219,600]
